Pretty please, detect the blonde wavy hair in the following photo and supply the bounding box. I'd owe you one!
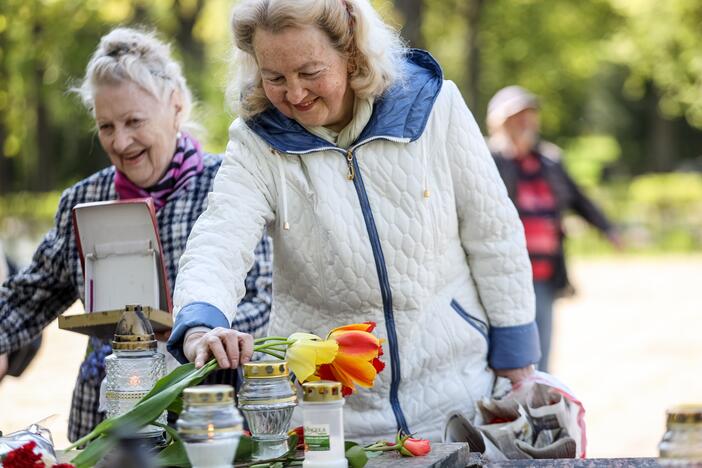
[73,27,200,135]
[228,0,407,118]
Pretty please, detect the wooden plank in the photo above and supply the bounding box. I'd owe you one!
[485,458,664,467]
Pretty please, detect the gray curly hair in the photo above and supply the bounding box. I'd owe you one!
[73,27,199,135]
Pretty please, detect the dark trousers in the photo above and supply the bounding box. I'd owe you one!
[534,281,555,373]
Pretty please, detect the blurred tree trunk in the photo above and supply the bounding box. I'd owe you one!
[462,0,484,113]
[0,28,11,194]
[0,131,13,195]
[32,23,54,191]
[393,0,425,49]
[648,86,677,172]
[175,0,205,71]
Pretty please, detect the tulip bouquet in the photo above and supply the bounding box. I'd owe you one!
[64,322,391,468]
[269,322,385,396]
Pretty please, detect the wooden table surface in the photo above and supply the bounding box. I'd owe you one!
[58,443,665,467]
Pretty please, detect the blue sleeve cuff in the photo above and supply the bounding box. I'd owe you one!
[488,321,541,369]
[167,302,230,364]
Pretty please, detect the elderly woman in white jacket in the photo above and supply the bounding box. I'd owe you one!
[168,0,540,441]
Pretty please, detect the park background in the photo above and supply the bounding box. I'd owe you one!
[1,0,701,458]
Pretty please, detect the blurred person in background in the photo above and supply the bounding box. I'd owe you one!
[0,243,42,383]
[0,27,273,441]
[487,85,621,373]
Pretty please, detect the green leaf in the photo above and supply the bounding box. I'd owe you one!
[167,395,184,415]
[234,434,254,461]
[344,441,359,451]
[345,444,368,468]
[111,360,217,434]
[155,423,191,467]
[287,434,298,452]
[142,362,197,400]
[70,435,115,468]
[365,450,383,458]
[156,447,191,468]
[68,360,218,451]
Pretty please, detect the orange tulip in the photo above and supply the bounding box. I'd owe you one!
[315,322,385,396]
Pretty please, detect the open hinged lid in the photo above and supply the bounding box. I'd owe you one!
[58,199,173,339]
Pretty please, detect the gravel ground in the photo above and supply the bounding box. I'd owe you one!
[1,255,700,456]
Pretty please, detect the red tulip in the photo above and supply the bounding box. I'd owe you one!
[401,437,432,457]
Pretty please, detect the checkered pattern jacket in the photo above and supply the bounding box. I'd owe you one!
[0,153,272,441]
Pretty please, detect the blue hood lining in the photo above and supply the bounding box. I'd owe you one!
[245,49,443,154]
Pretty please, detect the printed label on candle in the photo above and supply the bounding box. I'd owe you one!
[304,423,331,451]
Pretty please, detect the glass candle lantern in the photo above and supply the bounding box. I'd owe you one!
[177,385,243,468]
[104,305,166,437]
[238,361,297,460]
[301,381,348,468]
[659,405,702,465]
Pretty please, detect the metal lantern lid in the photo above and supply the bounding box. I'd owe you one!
[242,361,289,379]
[667,405,702,427]
[183,385,235,406]
[302,380,343,402]
[111,305,157,351]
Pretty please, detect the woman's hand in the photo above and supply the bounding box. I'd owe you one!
[183,328,254,369]
[494,365,535,386]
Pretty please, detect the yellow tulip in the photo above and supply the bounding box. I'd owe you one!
[285,332,338,382]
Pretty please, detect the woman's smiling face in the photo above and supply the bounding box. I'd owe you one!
[253,25,355,132]
[94,80,181,188]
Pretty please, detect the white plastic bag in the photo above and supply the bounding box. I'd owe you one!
[508,371,587,458]
[443,372,587,460]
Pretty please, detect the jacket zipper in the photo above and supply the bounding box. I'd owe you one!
[276,137,412,432]
[346,149,355,180]
[346,147,410,434]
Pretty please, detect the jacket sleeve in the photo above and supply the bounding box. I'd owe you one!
[444,81,540,369]
[168,125,276,362]
[559,164,614,234]
[0,191,79,354]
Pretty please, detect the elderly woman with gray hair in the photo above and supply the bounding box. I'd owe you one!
[0,27,272,441]
[169,0,540,442]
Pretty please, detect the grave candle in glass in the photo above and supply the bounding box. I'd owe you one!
[104,305,166,437]
[238,361,297,460]
[177,385,243,468]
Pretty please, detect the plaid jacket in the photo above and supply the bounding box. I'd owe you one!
[0,153,272,441]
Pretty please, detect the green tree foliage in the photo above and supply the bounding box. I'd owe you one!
[607,0,702,128]
[0,0,234,194]
[1,0,702,196]
[425,0,622,138]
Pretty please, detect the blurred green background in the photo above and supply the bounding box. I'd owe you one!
[1,0,701,259]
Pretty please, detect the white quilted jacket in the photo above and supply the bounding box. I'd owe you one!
[171,51,539,441]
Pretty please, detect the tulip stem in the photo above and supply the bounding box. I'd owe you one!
[254,336,289,344]
[254,341,291,351]
[364,444,399,452]
[255,348,286,360]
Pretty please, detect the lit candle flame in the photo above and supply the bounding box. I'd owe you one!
[128,375,141,386]
[207,423,215,439]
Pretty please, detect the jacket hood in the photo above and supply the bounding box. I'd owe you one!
[245,49,443,153]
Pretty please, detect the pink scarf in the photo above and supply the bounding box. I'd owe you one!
[113,133,204,210]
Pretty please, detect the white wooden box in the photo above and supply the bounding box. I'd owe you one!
[58,199,173,339]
